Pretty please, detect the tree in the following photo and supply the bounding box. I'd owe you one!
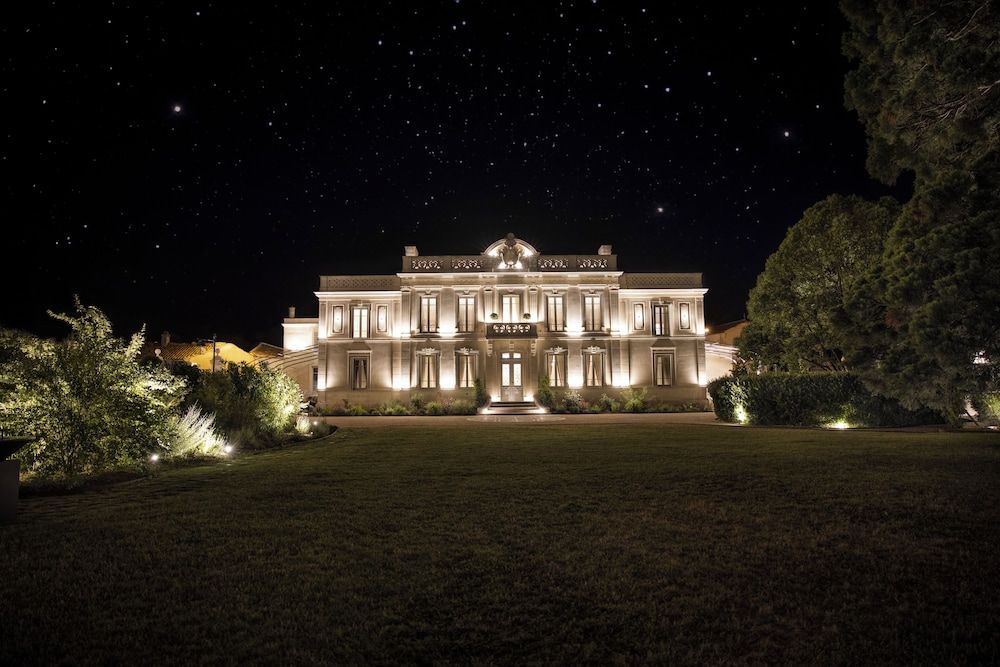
[839,163,1000,420]
[840,0,1000,420]
[842,0,1000,185]
[0,298,185,476]
[739,194,900,371]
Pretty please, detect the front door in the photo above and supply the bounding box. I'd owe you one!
[500,352,523,401]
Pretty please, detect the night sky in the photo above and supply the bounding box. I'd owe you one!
[2,2,910,348]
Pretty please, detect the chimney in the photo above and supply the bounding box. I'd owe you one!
[404,245,419,256]
[160,331,170,347]
[288,306,296,318]
[598,244,613,256]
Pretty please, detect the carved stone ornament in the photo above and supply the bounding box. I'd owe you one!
[499,233,522,268]
[412,259,442,270]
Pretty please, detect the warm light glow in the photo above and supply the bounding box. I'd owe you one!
[392,379,407,391]
[149,453,160,463]
[222,444,233,454]
[521,248,533,258]
[568,373,583,389]
[734,404,748,424]
[698,371,708,387]
[438,325,457,338]
[566,325,584,338]
[491,394,501,401]
[440,376,456,390]
[614,378,630,388]
[828,420,850,430]
[523,392,534,401]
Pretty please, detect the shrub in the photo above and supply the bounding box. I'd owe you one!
[561,390,583,414]
[708,372,941,427]
[425,401,445,416]
[620,387,648,413]
[409,395,426,415]
[597,394,617,412]
[0,300,186,477]
[347,404,368,416]
[536,375,556,410]
[473,377,488,408]
[446,399,477,415]
[166,404,229,458]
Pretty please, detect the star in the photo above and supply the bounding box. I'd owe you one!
[173,105,182,113]
[656,206,664,213]
[783,130,790,137]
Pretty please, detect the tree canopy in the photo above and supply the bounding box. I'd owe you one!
[739,194,900,372]
[842,0,1000,184]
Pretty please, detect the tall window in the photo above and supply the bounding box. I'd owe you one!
[350,356,369,390]
[633,303,645,330]
[679,302,691,330]
[652,305,668,336]
[583,294,602,331]
[653,352,673,386]
[418,353,439,388]
[546,350,567,387]
[311,366,319,392]
[546,294,565,331]
[419,296,438,333]
[376,305,388,333]
[583,351,604,386]
[457,296,476,333]
[351,306,369,338]
[456,351,478,388]
[332,305,344,334]
[501,294,521,322]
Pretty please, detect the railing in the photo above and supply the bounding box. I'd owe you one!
[485,323,537,338]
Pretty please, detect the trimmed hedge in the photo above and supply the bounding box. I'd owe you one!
[707,372,941,427]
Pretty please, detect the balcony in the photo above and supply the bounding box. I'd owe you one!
[485,322,537,338]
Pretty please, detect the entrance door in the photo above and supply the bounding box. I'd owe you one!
[500,352,523,401]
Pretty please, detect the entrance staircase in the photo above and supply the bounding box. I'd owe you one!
[482,400,545,415]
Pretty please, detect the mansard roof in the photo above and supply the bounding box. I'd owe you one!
[618,273,703,289]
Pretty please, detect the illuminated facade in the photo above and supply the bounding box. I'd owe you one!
[279,234,709,409]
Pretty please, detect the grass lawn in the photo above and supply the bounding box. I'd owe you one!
[2,423,999,664]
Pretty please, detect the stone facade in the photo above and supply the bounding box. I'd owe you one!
[279,235,711,409]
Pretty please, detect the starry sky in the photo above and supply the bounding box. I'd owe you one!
[2,1,909,347]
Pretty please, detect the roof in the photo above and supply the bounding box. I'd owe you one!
[141,340,256,370]
[319,275,401,291]
[618,273,703,289]
[250,342,284,359]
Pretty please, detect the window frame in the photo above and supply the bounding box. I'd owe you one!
[332,305,344,334]
[456,350,478,388]
[351,306,370,339]
[456,295,476,333]
[349,354,370,390]
[417,352,439,388]
[679,302,691,330]
[652,304,668,336]
[376,304,388,333]
[633,303,645,331]
[546,294,565,332]
[501,293,521,323]
[583,350,604,387]
[583,294,602,332]
[652,350,674,386]
[545,349,567,387]
[419,295,439,333]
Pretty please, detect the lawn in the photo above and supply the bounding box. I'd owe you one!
[2,423,998,664]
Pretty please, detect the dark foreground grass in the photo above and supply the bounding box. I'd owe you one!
[2,424,999,664]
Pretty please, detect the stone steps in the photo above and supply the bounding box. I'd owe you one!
[482,401,545,415]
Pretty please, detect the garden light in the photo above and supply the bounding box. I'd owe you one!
[149,453,160,463]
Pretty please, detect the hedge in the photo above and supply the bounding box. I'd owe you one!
[707,372,941,427]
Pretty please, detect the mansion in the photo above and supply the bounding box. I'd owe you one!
[279,234,732,410]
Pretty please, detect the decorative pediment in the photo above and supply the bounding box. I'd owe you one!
[483,233,538,269]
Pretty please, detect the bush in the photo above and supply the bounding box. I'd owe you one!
[409,395,426,415]
[446,399,477,415]
[536,375,556,410]
[561,390,583,414]
[0,300,186,477]
[970,391,1000,426]
[620,387,648,413]
[166,404,229,458]
[347,404,368,416]
[473,377,488,408]
[183,362,302,449]
[708,372,942,427]
[597,394,617,412]
[425,401,445,416]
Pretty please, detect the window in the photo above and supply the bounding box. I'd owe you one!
[501,293,521,322]
[583,351,604,386]
[419,296,438,333]
[351,306,369,338]
[350,356,369,390]
[633,303,645,330]
[456,351,478,388]
[546,294,565,331]
[545,350,567,387]
[311,366,319,392]
[417,353,439,388]
[457,296,476,333]
[652,305,668,336]
[679,302,691,330]
[653,352,673,386]
[376,305,388,333]
[583,294,602,331]
[332,305,344,334]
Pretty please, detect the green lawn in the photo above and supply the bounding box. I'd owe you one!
[2,423,999,664]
